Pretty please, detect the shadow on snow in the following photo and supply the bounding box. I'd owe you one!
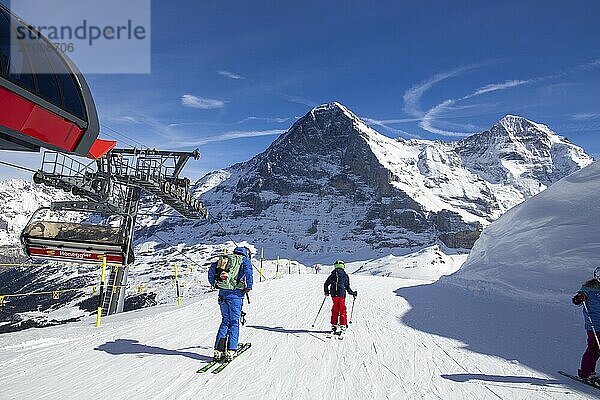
[395,282,598,396]
[247,325,329,335]
[442,373,559,386]
[94,339,212,361]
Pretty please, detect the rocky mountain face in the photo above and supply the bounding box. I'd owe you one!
[137,103,591,262]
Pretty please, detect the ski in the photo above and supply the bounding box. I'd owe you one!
[326,327,338,339]
[196,361,218,373]
[325,326,347,339]
[211,343,252,374]
[558,371,600,389]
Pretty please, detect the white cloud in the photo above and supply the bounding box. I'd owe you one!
[572,112,600,121]
[112,116,142,124]
[362,117,422,124]
[413,75,533,136]
[419,100,474,137]
[169,129,286,148]
[403,64,484,117]
[217,70,244,80]
[281,94,317,107]
[361,117,420,138]
[181,95,225,109]
[237,116,290,124]
[470,80,530,96]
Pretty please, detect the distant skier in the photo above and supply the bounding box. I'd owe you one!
[208,247,253,362]
[324,260,357,335]
[572,267,600,383]
[315,264,320,274]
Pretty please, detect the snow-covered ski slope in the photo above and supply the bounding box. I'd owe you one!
[0,273,597,399]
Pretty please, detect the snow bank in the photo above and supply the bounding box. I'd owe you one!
[445,161,600,302]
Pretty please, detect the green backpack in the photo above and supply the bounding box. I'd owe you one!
[215,254,246,290]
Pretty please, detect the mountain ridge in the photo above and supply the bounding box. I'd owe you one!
[171,103,592,262]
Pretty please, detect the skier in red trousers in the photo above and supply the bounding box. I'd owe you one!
[324,260,357,335]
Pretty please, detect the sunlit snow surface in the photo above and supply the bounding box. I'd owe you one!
[0,273,596,399]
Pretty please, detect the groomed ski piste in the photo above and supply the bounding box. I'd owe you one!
[0,274,597,399]
[1,161,600,400]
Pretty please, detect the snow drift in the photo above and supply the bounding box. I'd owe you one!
[447,160,600,301]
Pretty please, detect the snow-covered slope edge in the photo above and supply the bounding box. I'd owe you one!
[445,160,600,302]
[395,162,600,391]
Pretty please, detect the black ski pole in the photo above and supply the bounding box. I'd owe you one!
[583,300,600,349]
[311,296,327,327]
[349,295,356,324]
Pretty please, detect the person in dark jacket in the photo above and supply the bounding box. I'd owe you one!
[573,267,600,382]
[208,246,253,361]
[324,260,357,334]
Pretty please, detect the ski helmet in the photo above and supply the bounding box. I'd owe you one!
[594,267,600,281]
[334,260,345,269]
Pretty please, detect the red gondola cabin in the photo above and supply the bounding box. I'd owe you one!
[0,4,115,159]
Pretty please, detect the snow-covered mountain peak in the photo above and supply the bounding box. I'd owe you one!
[310,101,354,118]
[498,114,538,131]
[494,114,560,141]
[455,114,592,188]
[304,102,378,140]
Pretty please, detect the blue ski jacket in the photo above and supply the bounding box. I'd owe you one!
[324,268,356,298]
[576,279,600,331]
[208,247,254,299]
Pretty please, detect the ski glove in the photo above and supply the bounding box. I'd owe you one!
[573,292,588,305]
[351,290,358,297]
[325,291,330,296]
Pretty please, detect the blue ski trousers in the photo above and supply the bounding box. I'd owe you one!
[214,294,243,351]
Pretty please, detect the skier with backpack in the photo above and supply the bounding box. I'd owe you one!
[571,267,600,385]
[208,247,253,362]
[324,260,357,336]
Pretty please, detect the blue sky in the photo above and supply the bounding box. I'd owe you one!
[2,0,600,179]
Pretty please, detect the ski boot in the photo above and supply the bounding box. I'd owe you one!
[588,374,600,387]
[213,350,224,362]
[225,349,236,362]
[579,369,600,386]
